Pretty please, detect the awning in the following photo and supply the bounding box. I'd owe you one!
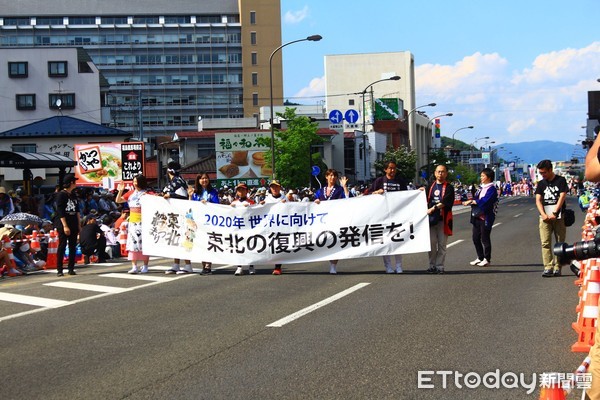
[0,151,76,169]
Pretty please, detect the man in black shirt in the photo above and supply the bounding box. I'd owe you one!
[79,215,108,264]
[369,161,408,273]
[534,160,568,277]
[54,173,81,276]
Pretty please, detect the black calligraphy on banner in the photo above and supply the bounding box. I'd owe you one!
[77,146,102,172]
[120,142,144,181]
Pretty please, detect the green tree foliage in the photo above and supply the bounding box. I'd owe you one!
[373,145,417,182]
[257,108,324,189]
[450,163,479,185]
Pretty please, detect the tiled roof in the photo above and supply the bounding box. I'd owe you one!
[0,116,131,138]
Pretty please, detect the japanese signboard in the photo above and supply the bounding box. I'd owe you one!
[140,190,430,265]
[75,142,145,188]
[215,132,270,189]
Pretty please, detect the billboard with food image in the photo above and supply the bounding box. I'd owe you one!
[215,132,270,189]
[75,142,145,188]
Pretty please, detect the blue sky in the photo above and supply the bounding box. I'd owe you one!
[280,0,599,147]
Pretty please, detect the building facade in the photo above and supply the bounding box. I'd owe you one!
[0,47,106,132]
[324,52,430,182]
[0,0,282,139]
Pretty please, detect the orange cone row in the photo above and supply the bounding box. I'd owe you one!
[44,229,59,270]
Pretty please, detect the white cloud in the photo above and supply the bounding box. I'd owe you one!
[292,75,326,100]
[284,6,309,24]
[413,43,600,144]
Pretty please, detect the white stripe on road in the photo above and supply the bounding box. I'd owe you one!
[492,222,502,228]
[267,283,371,328]
[0,292,70,308]
[514,213,523,218]
[447,239,464,248]
[100,273,176,282]
[44,281,129,293]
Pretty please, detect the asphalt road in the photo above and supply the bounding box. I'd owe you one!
[0,196,588,399]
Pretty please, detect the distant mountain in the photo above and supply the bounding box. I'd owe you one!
[491,140,583,165]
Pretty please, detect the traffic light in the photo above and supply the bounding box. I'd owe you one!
[435,119,441,138]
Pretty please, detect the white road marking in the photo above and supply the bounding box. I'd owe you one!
[100,273,176,282]
[514,213,523,218]
[0,271,194,323]
[447,239,464,248]
[44,281,129,294]
[0,292,69,308]
[492,222,502,228]
[267,282,371,328]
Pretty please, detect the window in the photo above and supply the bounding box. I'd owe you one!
[8,62,28,78]
[68,17,96,25]
[250,11,256,24]
[16,94,35,110]
[252,93,259,106]
[349,99,355,106]
[12,144,36,153]
[48,61,68,77]
[101,16,128,24]
[36,17,63,25]
[250,32,257,45]
[133,16,159,24]
[4,18,30,26]
[251,52,257,65]
[49,93,75,109]
[252,72,258,86]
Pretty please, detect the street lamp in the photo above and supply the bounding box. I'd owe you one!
[426,113,453,149]
[451,125,474,147]
[401,102,436,122]
[360,75,401,182]
[269,34,322,179]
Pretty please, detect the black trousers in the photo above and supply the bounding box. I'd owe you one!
[472,218,492,262]
[56,227,79,273]
[81,235,108,260]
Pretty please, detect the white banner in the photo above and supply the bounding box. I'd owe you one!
[140,191,430,265]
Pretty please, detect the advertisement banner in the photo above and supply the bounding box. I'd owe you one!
[215,132,271,189]
[140,190,430,265]
[75,142,145,188]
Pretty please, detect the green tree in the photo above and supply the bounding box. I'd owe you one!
[450,163,479,185]
[257,107,324,189]
[373,145,417,182]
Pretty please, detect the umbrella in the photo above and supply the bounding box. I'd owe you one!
[0,212,45,226]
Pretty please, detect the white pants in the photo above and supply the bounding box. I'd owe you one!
[383,255,402,270]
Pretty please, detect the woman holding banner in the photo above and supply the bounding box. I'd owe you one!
[188,173,219,275]
[314,169,349,274]
[116,174,150,274]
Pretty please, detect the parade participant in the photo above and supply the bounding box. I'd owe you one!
[230,182,255,276]
[79,215,109,264]
[463,168,498,267]
[369,161,407,274]
[116,174,150,274]
[54,173,81,276]
[188,173,220,275]
[315,169,349,274]
[162,161,192,274]
[0,186,15,218]
[423,164,455,274]
[261,180,287,275]
[534,159,568,277]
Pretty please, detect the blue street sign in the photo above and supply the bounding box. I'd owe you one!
[328,110,343,124]
[311,165,321,176]
[344,109,359,124]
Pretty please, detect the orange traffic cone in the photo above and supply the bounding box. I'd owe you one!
[572,259,600,352]
[539,376,566,400]
[2,235,22,276]
[44,229,58,270]
[29,230,41,253]
[118,222,128,257]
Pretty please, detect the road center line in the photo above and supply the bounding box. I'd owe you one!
[514,213,523,218]
[492,222,502,228]
[447,239,464,248]
[267,282,370,328]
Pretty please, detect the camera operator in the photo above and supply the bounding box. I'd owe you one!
[574,127,600,399]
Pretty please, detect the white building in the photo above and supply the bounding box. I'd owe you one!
[0,47,106,133]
